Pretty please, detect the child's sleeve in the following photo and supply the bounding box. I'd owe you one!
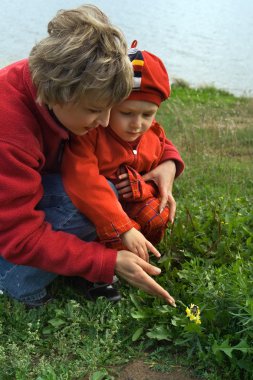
[151,120,184,177]
[61,133,134,242]
[159,136,185,177]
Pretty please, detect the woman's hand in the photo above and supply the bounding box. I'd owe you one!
[121,227,160,261]
[115,250,176,307]
[142,160,177,223]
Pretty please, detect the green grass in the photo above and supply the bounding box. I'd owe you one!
[0,84,252,380]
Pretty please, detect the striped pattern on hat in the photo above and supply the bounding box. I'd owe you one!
[128,48,144,90]
[127,41,170,106]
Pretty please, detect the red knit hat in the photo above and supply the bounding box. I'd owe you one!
[127,40,170,106]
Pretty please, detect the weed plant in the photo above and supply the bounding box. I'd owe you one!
[0,84,252,380]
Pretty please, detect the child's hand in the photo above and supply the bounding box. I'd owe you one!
[142,160,176,223]
[115,172,133,198]
[121,227,160,261]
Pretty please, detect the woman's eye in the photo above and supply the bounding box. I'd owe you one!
[88,109,100,113]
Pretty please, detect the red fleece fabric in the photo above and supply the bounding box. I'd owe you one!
[0,59,117,283]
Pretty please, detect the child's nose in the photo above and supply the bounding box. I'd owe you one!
[131,115,142,129]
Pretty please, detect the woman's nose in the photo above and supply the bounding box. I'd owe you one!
[98,109,111,127]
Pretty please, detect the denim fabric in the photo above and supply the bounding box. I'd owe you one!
[0,174,115,302]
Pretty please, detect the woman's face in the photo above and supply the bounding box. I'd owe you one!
[52,96,111,135]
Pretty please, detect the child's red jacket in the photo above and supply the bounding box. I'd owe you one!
[62,123,184,241]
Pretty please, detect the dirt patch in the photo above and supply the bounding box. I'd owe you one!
[114,360,198,380]
[83,359,200,380]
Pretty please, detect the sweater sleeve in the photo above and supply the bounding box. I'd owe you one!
[159,136,185,177]
[62,134,134,241]
[0,142,117,284]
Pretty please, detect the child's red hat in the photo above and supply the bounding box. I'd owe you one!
[127,40,170,106]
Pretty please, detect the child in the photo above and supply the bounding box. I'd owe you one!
[62,41,184,261]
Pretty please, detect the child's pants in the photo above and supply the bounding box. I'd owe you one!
[124,197,169,245]
[105,197,169,250]
[104,165,170,250]
[0,174,114,303]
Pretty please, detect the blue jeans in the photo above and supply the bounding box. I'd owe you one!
[0,174,110,303]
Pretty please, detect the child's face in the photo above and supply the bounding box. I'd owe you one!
[109,100,158,142]
[52,96,111,136]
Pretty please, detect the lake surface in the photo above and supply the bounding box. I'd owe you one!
[1,0,252,96]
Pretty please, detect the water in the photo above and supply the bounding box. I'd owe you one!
[1,0,252,96]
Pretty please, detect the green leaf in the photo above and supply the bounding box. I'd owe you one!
[42,326,52,335]
[132,327,144,342]
[212,338,233,358]
[131,310,150,319]
[147,325,172,341]
[212,338,251,359]
[171,316,181,326]
[237,358,253,372]
[129,293,142,309]
[233,339,251,354]
[184,322,202,333]
[48,318,66,328]
[90,370,108,380]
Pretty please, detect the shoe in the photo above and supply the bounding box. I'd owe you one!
[67,277,121,302]
[24,293,53,309]
[87,282,121,302]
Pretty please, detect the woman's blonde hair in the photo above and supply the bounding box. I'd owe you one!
[29,4,133,106]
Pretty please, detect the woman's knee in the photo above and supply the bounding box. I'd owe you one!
[38,173,97,239]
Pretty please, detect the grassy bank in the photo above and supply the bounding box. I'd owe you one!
[0,84,252,380]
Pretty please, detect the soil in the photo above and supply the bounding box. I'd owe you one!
[83,359,200,380]
[113,360,198,380]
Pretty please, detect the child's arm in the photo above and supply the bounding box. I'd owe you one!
[159,135,185,177]
[62,132,134,237]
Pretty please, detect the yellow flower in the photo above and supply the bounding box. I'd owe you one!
[185,304,201,325]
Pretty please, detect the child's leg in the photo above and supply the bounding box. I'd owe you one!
[125,197,170,245]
